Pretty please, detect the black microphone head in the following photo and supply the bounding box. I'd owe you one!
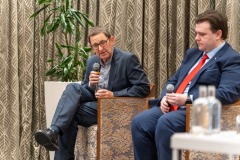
[166,84,174,93]
[93,63,100,72]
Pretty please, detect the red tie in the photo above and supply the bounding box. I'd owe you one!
[171,54,209,111]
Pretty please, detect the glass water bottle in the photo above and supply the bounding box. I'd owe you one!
[208,85,222,133]
[191,86,209,134]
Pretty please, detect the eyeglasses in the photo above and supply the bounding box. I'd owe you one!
[91,39,109,49]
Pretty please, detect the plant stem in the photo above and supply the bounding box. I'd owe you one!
[64,33,71,56]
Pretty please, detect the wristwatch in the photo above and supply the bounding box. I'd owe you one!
[185,95,192,105]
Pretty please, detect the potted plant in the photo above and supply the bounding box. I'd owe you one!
[31,1,94,159]
[31,0,94,82]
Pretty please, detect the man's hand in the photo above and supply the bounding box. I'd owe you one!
[89,71,100,87]
[160,97,170,113]
[166,93,187,107]
[95,89,114,98]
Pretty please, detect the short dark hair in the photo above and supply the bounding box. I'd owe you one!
[88,26,112,44]
[196,10,228,40]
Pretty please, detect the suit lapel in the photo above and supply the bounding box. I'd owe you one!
[190,43,228,88]
[175,51,203,90]
[107,48,119,90]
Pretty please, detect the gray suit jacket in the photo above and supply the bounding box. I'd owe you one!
[81,48,150,97]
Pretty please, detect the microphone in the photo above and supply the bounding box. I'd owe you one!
[166,84,174,108]
[93,63,100,73]
[166,84,174,93]
[92,63,100,92]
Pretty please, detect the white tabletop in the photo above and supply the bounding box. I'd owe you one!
[171,131,240,155]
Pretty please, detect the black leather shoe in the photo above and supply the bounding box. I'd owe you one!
[35,128,59,151]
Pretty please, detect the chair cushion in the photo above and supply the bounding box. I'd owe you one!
[75,125,97,160]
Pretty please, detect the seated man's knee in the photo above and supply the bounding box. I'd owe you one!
[66,83,83,91]
[131,114,144,131]
[131,115,139,129]
[66,83,79,88]
[156,115,172,132]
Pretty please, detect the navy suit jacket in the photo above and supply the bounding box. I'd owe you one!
[81,48,150,97]
[151,43,240,107]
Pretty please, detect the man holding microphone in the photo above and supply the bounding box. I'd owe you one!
[35,26,150,160]
[131,10,240,160]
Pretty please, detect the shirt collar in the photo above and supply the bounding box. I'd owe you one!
[100,49,114,66]
[205,41,226,59]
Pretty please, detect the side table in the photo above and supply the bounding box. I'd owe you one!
[171,131,240,160]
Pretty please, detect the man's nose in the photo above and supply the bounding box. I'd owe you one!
[195,34,200,41]
[98,45,103,51]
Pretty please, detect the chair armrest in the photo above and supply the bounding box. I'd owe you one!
[185,103,191,132]
[184,99,240,160]
[186,99,240,132]
[221,100,240,130]
[147,83,156,98]
[96,83,155,159]
[183,99,240,160]
[97,97,151,159]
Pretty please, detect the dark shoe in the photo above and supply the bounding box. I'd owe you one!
[35,128,59,151]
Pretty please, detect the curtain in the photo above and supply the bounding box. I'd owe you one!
[98,0,240,95]
[0,1,49,160]
[0,0,239,159]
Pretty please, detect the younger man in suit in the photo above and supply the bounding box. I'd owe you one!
[35,26,150,160]
[131,10,240,160]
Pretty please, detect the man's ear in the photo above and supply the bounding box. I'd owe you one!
[109,36,115,44]
[216,30,223,39]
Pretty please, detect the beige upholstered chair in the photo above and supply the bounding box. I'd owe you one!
[75,84,155,160]
[182,99,240,160]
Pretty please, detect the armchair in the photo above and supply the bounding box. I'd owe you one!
[183,99,240,160]
[75,83,155,160]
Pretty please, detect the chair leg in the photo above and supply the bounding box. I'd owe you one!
[184,103,191,160]
[184,151,189,160]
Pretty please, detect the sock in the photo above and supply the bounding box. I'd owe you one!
[50,125,61,135]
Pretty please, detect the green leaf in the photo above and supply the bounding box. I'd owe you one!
[70,8,78,12]
[38,0,52,5]
[63,67,69,77]
[47,59,53,62]
[79,47,89,54]
[83,47,92,52]
[48,7,60,13]
[60,13,67,32]
[79,61,84,68]
[65,0,69,10]
[82,14,94,27]
[61,44,75,50]
[30,4,49,18]
[47,18,60,33]
[40,14,52,35]
[62,56,73,66]
[55,43,64,58]
[80,53,89,60]
[45,68,56,76]
[71,10,85,28]
[75,27,81,42]
[66,18,75,34]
